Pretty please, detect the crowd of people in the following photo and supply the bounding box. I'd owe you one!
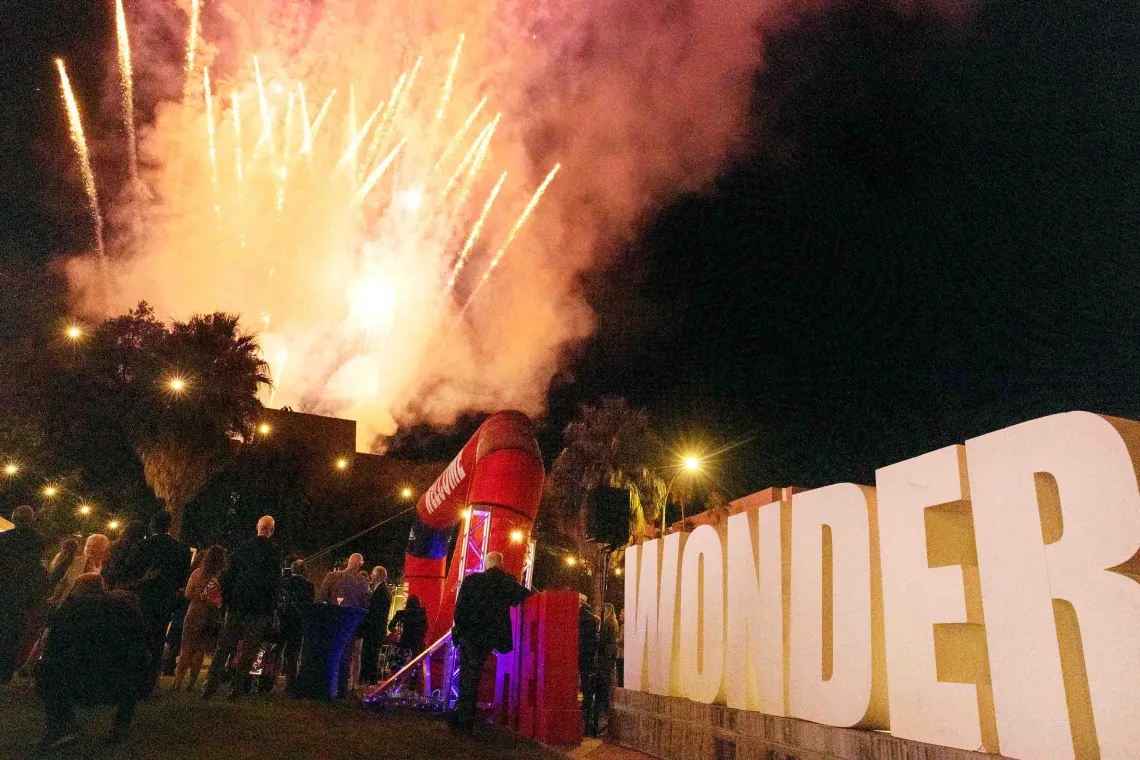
[0,503,626,749]
[0,506,410,750]
[0,506,191,749]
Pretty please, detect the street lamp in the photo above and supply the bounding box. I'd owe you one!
[661,454,704,535]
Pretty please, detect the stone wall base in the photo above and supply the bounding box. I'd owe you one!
[610,689,1009,760]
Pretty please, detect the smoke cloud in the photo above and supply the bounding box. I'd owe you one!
[64,0,967,451]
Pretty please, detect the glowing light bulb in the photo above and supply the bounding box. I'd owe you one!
[684,456,701,472]
[258,423,271,435]
[78,504,92,516]
[336,458,348,470]
[565,556,577,567]
[42,486,58,498]
[168,377,187,392]
[108,520,120,530]
[3,464,18,476]
[401,487,413,499]
[65,325,83,340]
[510,529,524,544]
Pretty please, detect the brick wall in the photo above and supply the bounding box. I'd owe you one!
[610,689,1010,760]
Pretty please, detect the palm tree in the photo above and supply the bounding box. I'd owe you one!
[545,398,669,547]
[136,313,271,537]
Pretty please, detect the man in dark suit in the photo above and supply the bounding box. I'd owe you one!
[203,515,282,699]
[360,566,391,685]
[450,551,529,735]
[279,559,314,694]
[131,510,191,693]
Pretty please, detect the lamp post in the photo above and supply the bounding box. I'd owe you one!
[660,455,703,536]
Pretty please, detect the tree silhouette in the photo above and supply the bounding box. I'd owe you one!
[136,313,270,537]
[544,397,669,555]
[44,304,270,538]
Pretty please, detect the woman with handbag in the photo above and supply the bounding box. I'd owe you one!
[171,546,227,691]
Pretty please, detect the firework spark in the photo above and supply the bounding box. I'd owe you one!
[448,171,507,290]
[351,138,407,207]
[55,59,105,268]
[436,34,465,123]
[185,0,200,81]
[470,164,562,294]
[435,97,486,172]
[302,90,336,155]
[114,0,138,180]
[204,68,218,200]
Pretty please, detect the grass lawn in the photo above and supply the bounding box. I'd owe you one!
[0,677,566,760]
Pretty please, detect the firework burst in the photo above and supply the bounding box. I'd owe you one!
[57,1,560,449]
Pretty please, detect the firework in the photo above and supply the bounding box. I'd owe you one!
[302,90,336,155]
[448,171,507,290]
[185,0,200,81]
[351,138,407,208]
[436,34,465,123]
[63,14,560,448]
[114,0,138,180]
[55,59,105,267]
[204,68,218,201]
[465,164,562,302]
[434,97,486,172]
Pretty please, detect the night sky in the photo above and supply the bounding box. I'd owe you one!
[4,0,1140,498]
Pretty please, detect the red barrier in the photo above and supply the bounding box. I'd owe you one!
[490,590,582,745]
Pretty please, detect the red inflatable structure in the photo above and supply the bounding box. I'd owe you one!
[403,410,546,641]
[371,411,581,743]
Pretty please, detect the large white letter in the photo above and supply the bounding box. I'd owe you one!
[878,445,983,750]
[624,540,656,691]
[788,483,877,727]
[677,525,726,703]
[967,412,1140,760]
[623,533,685,695]
[724,502,784,713]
